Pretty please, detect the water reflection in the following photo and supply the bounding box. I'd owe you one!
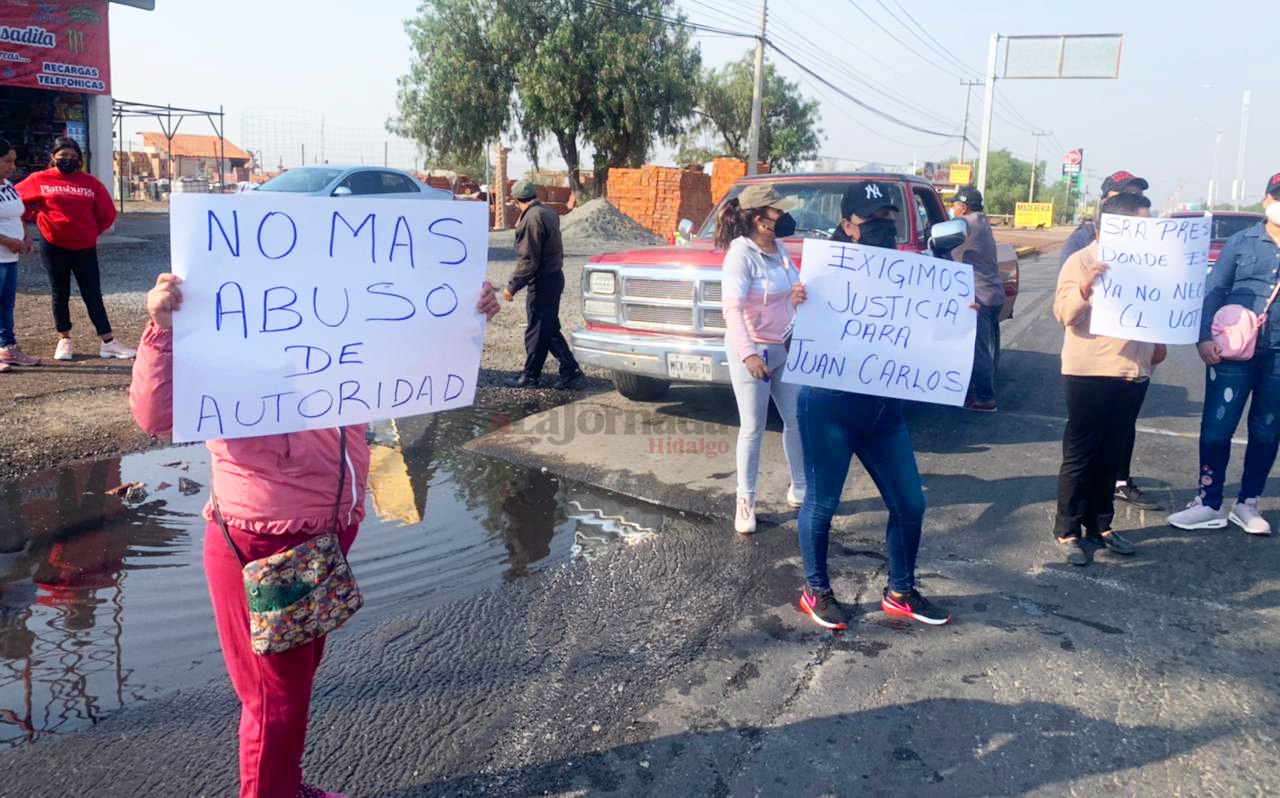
[0,405,677,747]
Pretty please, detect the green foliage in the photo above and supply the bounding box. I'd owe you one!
[394,0,701,197]
[390,0,512,174]
[676,51,822,171]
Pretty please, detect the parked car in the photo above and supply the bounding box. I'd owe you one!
[1166,210,1264,267]
[570,172,1020,401]
[253,165,452,200]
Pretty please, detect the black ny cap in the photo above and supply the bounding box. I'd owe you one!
[841,181,899,219]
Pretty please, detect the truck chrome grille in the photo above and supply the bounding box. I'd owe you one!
[701,282,722,303]
[702,309,726,330]
[623,278,695,301]
[624,304,694,329]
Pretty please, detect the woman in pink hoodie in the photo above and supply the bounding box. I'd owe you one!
[130,271,501,798]
[715,183,806,535]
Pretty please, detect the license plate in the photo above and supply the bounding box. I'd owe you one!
[666,353,714,381]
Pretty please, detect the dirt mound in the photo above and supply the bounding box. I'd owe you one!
[560,198,665,245]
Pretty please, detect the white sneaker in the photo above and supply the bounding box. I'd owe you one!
[54,338,73,361]
[734,496,757,535]
[99,339,136,359]
[1168,497,1229,530]
[786,484,805,508]
[1229,498,1272,536]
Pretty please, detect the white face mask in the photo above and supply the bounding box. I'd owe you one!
[1267,202,1280,225]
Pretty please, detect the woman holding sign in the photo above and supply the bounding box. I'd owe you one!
[715,183,807,535]
[1052,191,1163,566]
[130,272,502,798]
[792,182,951,630]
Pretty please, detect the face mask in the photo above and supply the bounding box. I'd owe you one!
[772,212,797,238]
[55,157,81,174]
[1267,203,1280,225]
[948,208,956,220]
[858,217,898,249]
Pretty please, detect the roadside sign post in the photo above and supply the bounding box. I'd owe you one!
[975,33,1122,198]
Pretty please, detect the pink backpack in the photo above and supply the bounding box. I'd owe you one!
[1212,282,1280,361]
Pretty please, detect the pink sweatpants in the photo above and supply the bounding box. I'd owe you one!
[203,520,359,798]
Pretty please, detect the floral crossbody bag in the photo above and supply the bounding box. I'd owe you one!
[212,430,363,656]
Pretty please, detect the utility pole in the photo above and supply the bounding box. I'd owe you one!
[976,33,999,196]
[958,79,982,164]
[1233,89,1250,210]
[746,0,767,176]
[1029,130,1051,201]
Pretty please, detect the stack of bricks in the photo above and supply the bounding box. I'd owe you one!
[607,165,713,239]
[710,158,770,204]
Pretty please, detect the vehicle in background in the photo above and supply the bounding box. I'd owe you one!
[570,172,1020,400]
[1166,210,1264,266]
[253,165,453,200]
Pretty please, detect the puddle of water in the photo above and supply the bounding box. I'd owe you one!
[0,404,670,748]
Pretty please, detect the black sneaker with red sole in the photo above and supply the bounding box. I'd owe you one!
[881,588,951,625]
[799,586,849,630]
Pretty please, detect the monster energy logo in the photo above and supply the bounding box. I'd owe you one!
[65,29,85,54]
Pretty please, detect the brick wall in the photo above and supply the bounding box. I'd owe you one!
[607,165,713,239]
[710,158,771,205]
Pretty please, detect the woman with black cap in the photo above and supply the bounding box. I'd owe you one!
[17,136,134,362]
[791,181,951,630]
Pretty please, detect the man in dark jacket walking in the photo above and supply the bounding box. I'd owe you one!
[503,179,585,389]
[949,186,1003,412]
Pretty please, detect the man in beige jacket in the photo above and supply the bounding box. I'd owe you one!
[1051,191,1166,566]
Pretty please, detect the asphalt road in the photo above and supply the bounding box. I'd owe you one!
[3,252,1279,796]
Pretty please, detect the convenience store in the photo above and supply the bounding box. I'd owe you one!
[0,1,153,186]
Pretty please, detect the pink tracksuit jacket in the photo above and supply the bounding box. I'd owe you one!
[129,322,370,534]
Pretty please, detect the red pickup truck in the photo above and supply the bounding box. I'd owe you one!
[1166,210,1264,267]
[570,172,1019,400]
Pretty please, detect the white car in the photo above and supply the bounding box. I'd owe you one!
[253,165,452,200]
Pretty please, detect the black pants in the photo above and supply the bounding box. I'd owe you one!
[1115,379,1149,484]
[522,271,579,379]
[1054,376,1146,540]
[41,242,112,336]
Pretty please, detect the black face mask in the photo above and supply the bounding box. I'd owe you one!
[771,212,797,238]
[55,158,81,174]
[857,217,898,249]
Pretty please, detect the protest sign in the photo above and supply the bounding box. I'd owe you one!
[169,193,489,442]
[1089,212,1209,345]
[783,239,976,406]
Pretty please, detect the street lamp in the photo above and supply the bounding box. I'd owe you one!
[1193,117,1222,209]
[1203,84,1250,209]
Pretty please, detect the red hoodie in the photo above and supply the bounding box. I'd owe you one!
[17,167,116,250]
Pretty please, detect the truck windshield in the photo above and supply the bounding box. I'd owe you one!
[697,181,910,244]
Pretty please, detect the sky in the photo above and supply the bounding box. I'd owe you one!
[107,0,1276,210]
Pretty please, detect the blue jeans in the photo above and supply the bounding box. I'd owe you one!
[967,304,1001,404]
[1198,353,1280,509]
[0,261,16,348]
[797,387,926,594]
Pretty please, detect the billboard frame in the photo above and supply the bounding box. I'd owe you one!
[1001,34,1124,80]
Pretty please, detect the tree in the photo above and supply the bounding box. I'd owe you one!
[676,52,822,171]
[393,0,702,199]
[389,0,513,176]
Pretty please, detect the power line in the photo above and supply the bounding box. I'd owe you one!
[764,39,955,137]
[886,0,981,77]
[581,0,756,38]
[843,0,965,78]
[875,0,980,79]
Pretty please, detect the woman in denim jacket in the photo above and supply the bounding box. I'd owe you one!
[1169,174,1280,535]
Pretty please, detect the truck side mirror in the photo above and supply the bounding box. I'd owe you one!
[928,218,967,256]
[678,218,694,236]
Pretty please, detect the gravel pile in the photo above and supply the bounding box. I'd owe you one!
[560,198,665,245]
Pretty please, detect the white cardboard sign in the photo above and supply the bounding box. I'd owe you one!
[1089,212,1210,344]
[169,193,489,442]
[783,239,976,406]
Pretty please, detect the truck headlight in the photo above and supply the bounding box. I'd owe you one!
[583,298,617,321]
[588,271,616,295]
